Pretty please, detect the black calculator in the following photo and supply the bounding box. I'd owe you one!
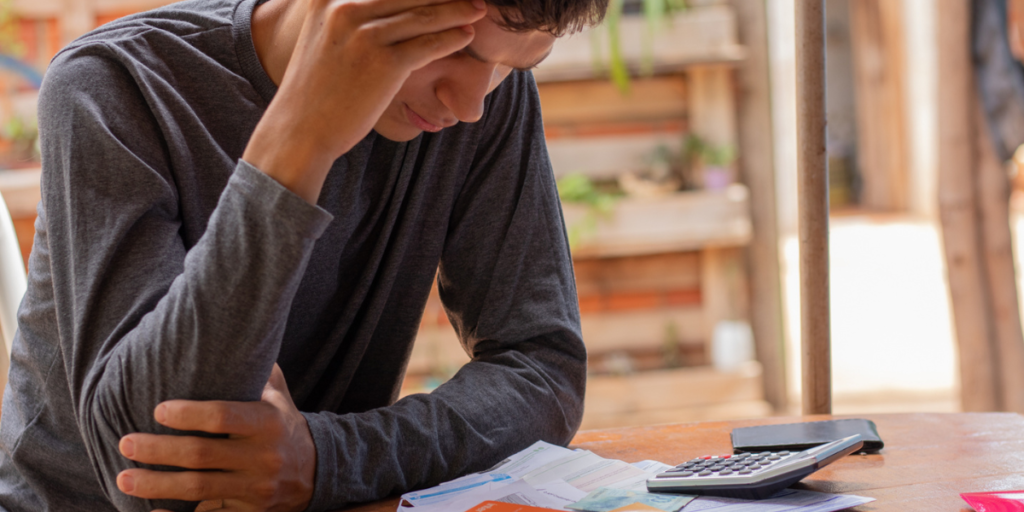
[646,434,864,500]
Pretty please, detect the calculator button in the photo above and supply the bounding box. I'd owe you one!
[734,453,750,459]
[701,456,713,460]
[709,466,725,472]
[721,454,731,459]
[719,469,733,475]
[779,451,791,456]
[698,470,712,476]
[759,452,771,456]
[677,471,694,477]
[738,469,752,475]
[768,455,781,461]
[758,461,772,467]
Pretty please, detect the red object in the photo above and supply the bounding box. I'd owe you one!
[962,491,1024,512]
[463,501,564,512]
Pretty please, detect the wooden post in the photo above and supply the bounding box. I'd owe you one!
[848,0,910,211]
[936,0,1001,412]
[731,0,788,412]
[795,0,831,415]
[975,103,1024,413]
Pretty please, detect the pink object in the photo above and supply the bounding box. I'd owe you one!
[962,491,1024,511]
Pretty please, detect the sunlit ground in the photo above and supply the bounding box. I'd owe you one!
[780,214,961,415]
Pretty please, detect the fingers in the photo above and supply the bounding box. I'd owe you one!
[155,400,271,436]
[393,25,476,71]
[342,0,477,21]
[117,468,247,502]
[120,433,254,470]
[365,0,486,46]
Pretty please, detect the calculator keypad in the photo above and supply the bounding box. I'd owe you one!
[661,451,797,479]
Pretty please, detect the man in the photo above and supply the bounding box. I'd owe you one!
[0,0,606,509]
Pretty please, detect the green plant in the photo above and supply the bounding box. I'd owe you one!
[684,134,735,168]
[0,0,22,56]
[556,173,621,248]
[596,0,688,93]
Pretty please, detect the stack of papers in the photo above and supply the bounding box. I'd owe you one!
[397,441,874,512]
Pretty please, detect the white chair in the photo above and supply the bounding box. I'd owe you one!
[0,190,26,393]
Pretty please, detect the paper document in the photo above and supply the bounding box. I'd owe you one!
[397,443,873,512]
[567,487,694,512]
[683,489,874,512]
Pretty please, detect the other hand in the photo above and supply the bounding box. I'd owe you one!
[244,0,488,202]
[116,364,316,512]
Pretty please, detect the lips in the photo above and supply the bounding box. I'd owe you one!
[404,104,447,133]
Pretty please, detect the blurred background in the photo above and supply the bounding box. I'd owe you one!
[0,0,1022,429]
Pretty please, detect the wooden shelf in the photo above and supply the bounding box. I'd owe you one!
[0,168,40,218]
[564,186,752,259]
[582,361,770,429]
[533,4,745,83]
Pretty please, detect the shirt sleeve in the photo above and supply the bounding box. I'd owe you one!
[36,45,333,512]
[299,70,587,511]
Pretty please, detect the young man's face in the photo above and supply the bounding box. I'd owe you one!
[373,6,556,141]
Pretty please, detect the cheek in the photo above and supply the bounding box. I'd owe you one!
[397,65,446,102]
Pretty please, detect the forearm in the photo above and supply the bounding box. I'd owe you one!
[301,334,586,511]
[74,161,332,511]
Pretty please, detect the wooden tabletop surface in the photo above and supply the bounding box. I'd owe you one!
[342,412,1024,512]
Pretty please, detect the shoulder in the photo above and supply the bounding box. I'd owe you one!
[43,0,240,98]
[62,0,237,52]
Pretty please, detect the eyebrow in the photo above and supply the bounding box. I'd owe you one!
[463,45,553,72]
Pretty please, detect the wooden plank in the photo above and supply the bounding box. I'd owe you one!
[580,400,774,430]
[563,188,752,258]
[700,247,749,357]
[580,306,704,355]
[583,362,763,416]
[344,413,1024,512]
[849,0,910,211]
[730,0,788,412]
[975,103,1024,413]
[573,252,700,298]
[687,66,737,148]
[546,131,685,180]
[936,0,1000,411]
[795,0,832,415]
[537,77,687,127]
[533,5,745,83]
[0,169,40,219]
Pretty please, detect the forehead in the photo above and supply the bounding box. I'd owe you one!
[467,7,557,69]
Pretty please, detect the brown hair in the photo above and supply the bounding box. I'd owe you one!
[489,0,610,37]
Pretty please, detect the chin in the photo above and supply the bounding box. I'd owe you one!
[374,119,424,142]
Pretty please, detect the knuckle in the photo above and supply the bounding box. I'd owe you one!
[183,475,211,500]
[186,441,214,467]
[326,1,360,29]
[250,480,279,503]
[411,6,437,24]
[206,407,232,432]
[262,451,285,474]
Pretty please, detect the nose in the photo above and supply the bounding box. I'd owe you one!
[437,60,500,124]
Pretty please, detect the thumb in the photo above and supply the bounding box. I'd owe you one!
[262,363,293,403]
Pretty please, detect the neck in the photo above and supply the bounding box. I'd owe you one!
[251,0,305,86]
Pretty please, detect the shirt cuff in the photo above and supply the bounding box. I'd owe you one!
[302,411,343,512]
[232,158,333,239]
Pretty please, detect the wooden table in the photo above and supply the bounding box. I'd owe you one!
[344,413,1024,512]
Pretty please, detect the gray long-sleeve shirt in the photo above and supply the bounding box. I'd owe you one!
[0,0,586,510]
